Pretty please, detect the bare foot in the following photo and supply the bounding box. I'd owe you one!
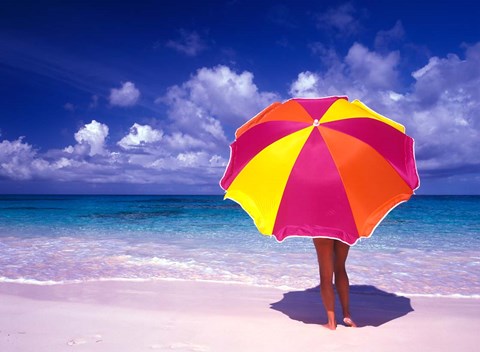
[343,317,357,327]
[322,322,337,330]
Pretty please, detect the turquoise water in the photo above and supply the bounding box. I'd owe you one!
[0,195,479,297]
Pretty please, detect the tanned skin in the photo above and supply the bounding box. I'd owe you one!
[313,238,357,330]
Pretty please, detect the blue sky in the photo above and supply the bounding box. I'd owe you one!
[0,0,479,194]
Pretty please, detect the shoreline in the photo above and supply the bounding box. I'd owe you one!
[1,276,479,299]
[1,279,478,351]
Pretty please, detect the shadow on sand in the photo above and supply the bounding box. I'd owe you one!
[270,285,414,327]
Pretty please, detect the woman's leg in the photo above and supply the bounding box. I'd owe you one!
[313,238,336,330]
[333,240,357,327]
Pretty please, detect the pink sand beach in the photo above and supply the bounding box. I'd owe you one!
[0,279,478,352]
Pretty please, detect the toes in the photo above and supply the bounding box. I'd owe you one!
[343,317,357,327]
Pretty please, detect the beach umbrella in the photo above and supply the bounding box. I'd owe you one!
[220,96,419,245]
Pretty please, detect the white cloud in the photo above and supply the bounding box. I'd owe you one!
[154,66,280,176]
[0,64,279,191]
[289,71,320,98]
[166,30,206,57]
[122,65,276,186]
[176,152,206,167]
[118,123,164,150]
[405,43,480,175]
[109,82,140,107]
[0,126,228,189]
[52,157,73,169]
[290,43,399,98]
[72,120,109,156]
[160,90,228,145]
[0,138,38,180]
[345,43,400,89]
[290,42,480,178]
[411,57,440,80]
[209,154,227,167]
[161,65,279,133]
[0,138,54,180]
[1,45,479,193]
[148,151,227,172]
[163,132,213,151]
[186,65,275,120]
[388,91,403,102]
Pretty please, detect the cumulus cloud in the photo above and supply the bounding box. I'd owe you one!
[163,132,214,151]
[146,65,279,177]
[68,120,109,156]
[153,65,279,167]
[289,71,321,98]
[0,137,95,183]
[1,64,278,191]
[161,87,227,143]
[406,43,480,175]
[0,128,227,189]
[290,42,400,98]
[166,30,207,57]
[1,44,479,193]
[290,41,480,179]
[0,138,44,180]
[345,43,400,89]
[109,82,140,107]
[117,123,164,150]
[161,65,279,135]
[118,66,275,174]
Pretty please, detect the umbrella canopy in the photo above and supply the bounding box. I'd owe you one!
[220,96,419,246]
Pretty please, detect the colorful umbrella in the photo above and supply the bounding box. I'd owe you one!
[220,96,419,245]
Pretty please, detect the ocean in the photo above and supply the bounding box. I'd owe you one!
[0,195,478,298]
